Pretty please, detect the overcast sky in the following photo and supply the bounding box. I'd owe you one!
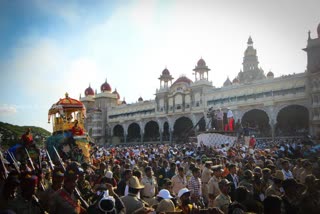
[0,0,319,132]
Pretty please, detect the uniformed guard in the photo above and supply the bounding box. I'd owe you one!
[49,165,87,214]
[207,165,223,207]
[141,166,158,206]
[8,173,44,214]
[201,160,213,204]
[213,179,232,214]
[121,176,147,214]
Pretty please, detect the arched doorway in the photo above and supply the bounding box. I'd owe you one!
[113,125,124,142]
[127,123,141,143]
[276,105,309,136]
[173,117,194,143]
[242,109,271,137]
[144,121,160,142]
[163,122,170,141]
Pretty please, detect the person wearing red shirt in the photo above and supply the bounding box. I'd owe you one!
[21,128,33,147]
[249,135,256,149]
[71,120,84,136]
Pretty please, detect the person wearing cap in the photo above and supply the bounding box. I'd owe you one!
[176,188,196,214]
[155,189,175,213]
[213,179,232,214]
[207,165,223,208]
[49,166,86,214]
[87,182,125,214]
[239,169,254,195]
[265,170,285,197]
[172,166,187,196]
[201,160,213,204]
[141,166,158,206]
[8,173,43,214]
[121,176,148,214]
[281,160,293,180]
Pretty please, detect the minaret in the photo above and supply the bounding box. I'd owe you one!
[238,36,266,83]
[303,23,320,136]
[158,67,174,89]
[193,58,210,81]
[243,36,259,72]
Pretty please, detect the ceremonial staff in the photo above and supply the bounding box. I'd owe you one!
[8,151,20,173]
[0,150,9,179]
[25,148,46,191]
[45,149,55,171]
[52,146,89,209]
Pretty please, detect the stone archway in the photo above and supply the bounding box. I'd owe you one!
[173,116,194,143]
[144,120,160,142]
[275,105,309,136]
[127,123,141,143]
[242,109,271,137]
[113,125,124,137]
[113,124,124,143]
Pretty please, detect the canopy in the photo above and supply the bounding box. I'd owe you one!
[48,93,86,122]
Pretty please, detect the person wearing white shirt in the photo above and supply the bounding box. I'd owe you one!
[281,160,294,180]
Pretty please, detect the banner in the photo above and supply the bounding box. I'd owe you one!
[197,133,237,148]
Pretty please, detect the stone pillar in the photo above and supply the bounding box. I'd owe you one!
[270,119,275,141]
[169,130,173,144]
[124,133,127,144]
[141,131,144,144]
[160,130,163,143]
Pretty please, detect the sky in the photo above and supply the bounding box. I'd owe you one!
[0,0,319,132]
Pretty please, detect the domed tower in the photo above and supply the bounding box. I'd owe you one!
[84,84,94,96]
[138,96,143,102]
[193,58,210,81]
[158,68,174,89]
[223,77,232,87]
[81,84,95,110]
[238,36,266,83]
[304,23,320,136]
[121,97,127,105]
[304,23,320,73]
[232,77,239,84]
[101,78,112,93]
[267,70,274,79]
[112,88,120,100]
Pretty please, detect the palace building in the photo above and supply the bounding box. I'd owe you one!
[80,24,320,145]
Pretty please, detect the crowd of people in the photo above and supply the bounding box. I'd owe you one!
[0,133,320,214]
